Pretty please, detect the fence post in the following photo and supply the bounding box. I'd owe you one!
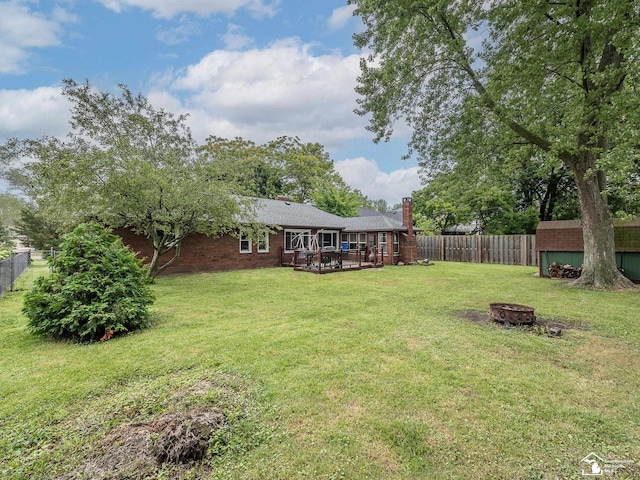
[9,251,14,292]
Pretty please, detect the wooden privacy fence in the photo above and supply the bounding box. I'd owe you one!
[416,235,537,266]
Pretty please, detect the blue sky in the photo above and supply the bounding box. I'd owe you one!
[0,0,422,205]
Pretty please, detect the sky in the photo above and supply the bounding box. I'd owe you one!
[0,0,423,205]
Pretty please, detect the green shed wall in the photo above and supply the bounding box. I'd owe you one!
[539,251,640,282]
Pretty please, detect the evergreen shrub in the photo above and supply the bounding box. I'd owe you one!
[23,222,154,342]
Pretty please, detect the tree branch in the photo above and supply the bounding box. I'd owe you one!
[436,12,565,159]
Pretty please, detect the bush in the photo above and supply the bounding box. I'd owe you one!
[23,222,154,342]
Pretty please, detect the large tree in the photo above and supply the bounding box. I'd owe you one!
[312,182,363,217]
[201,135,344,203]
[351,0,639,288]
[418,92,581,226]
[5,80,245,279]
[15,204,65,250]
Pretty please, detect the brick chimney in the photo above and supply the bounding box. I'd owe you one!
[402,197,414,237]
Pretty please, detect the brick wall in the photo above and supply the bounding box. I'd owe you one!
[536,219,640,252]
[116,229,285,276]
[614,220,640,251]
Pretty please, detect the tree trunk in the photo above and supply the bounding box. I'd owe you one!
[147,245,162,280]
[568,153,634,289]
[146,239,183,281]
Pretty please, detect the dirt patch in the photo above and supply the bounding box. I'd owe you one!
[456,310,578,336]
[54,372,265,480]
[61,408,226,479]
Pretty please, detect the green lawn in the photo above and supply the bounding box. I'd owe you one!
[1,261,639,479]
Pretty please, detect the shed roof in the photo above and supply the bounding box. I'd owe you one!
[536,219,640,230]
[536,220,583,231]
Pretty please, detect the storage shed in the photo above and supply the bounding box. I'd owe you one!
[536,219,640,282]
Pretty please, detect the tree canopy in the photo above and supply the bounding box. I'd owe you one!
[312,183,363,217]
[5,80,245,278]
[200,135,344,204]
[351,0,640,288]
[0,222,14,251]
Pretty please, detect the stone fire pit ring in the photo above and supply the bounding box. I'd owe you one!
[489,303,536,325]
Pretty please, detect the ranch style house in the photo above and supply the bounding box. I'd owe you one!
[117,197,418,276]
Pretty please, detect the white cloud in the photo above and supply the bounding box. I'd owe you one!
[97,0,279,19]
[327,4,356,31]
[156,16,202,45]
[150,38,367,150]
[221,24,253,50]
[0,2,69,74]
[334,157,422,204]
[0,87,70,140]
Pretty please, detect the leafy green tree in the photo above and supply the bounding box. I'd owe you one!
[23,222,154,342]
[269,136,343,203]
[419,96,581,226]
[201,135,344,203]
[312,183,363,217]
[351,0,638,288]
[413,176,473,234]
[6,80,244,279]
[0,222,14,250]
[352,190,390,212]
[15,205,65,250]
[0,194,26,226]
[199,136,284,198]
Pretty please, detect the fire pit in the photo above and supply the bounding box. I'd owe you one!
[489,303,536,325]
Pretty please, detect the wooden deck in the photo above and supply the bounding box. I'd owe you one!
[286,249,385,274]
[292,260,383,274]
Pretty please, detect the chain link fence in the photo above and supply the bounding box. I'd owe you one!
[0,252,31,298]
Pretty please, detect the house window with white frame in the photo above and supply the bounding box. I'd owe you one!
[393,232,400,254]
[378,232,388,253]
[285,229,311,252]
[257,230,269,253]
[239,231,251,253]
[348,232,358,250]
[319,231,338,249]
[359,233,367,251]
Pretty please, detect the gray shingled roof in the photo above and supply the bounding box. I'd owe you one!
[244,198,409,232]
[250,198,345,229]
[358,207,403,220]
[342,215,406,232]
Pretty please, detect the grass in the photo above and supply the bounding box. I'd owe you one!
[1,261,639,479]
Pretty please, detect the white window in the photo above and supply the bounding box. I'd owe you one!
[393,232,400,254]
[239,232,251,253]
[359,233,367,250]
[285,229,311,252]
[378,232,388,253]
[258,230,269,253]
[320,231,338,249]
[347,232,358,250]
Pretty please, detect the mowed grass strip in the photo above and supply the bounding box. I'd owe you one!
[1,261,639,479]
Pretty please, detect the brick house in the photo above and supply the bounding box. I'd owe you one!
[117,197,418,276]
